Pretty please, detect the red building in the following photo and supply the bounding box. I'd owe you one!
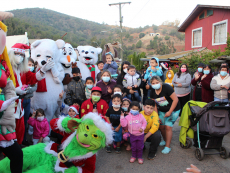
[178,5,230,52]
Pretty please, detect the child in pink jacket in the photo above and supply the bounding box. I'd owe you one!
[27,108,50,145]
[120,101,147,164]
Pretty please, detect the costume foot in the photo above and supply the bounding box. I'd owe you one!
[162,147,171,154]
[129,157,136,163]
[159,140,166,146]
[0,96,19,111]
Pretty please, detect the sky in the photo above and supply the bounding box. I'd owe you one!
[2,0,230,28]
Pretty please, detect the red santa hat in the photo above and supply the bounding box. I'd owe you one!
[82,113,113,146]
[68,105,79,114]
[11,43,30,54]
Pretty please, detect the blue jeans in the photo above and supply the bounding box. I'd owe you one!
[22,99,31,142]
[214,97,229,102]
[127,91,141,102]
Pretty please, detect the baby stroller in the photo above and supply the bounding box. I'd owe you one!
[180,101,230,161]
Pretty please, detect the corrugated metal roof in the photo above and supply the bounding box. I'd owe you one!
[178,4,230,32]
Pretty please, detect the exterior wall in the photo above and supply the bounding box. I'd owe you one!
[185,8,230,51]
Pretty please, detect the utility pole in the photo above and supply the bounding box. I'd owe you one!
[109,2,131,62]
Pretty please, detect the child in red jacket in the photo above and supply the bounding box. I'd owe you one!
[27,109,50,145]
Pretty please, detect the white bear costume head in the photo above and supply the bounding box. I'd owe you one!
[31,39,65,69]
[60,43,77,68]
[77,45,102,65]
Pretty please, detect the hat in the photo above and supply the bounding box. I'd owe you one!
[160,62,168,70]
[198,63,205,68]
[68,105,79,114]
[105,52,114,58]
[91,86,102,93]
[72,67,80,74]
[11,43,30,53]
[82,112,113,145]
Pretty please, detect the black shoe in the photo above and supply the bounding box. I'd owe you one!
[115,147,121,154]
[147,153,156,160]
[106,146,112,153]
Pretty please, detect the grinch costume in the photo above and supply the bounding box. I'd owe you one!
[0,112,113,173]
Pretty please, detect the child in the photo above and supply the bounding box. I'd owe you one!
[85,77,94,99]
[120,101,147,164]
[165,70,174,88]
[123,65,141,102]
[140,99,161,160]
[103,52,118,78]
[27,109,50,145]
[144,57,163,97]
[66,67,86,105]
[81,87,109,117]
[106,94,123,154]
[96,61,104,81]
[108,84,129,107]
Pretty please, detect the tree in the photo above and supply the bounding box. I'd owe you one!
[153,25,158,32]
[169,29,177,36]
[127,52,146,70]
[136,40,142,48]
[139,33,145,38]
[165,35,170,40]
[125,33,130,39]
[162,28,167,35]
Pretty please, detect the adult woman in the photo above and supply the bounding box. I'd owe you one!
[172,64,191,115]
[191,64,214,103]
[96,70,116,104]
[150,76,180,154]
[210,65,230,102]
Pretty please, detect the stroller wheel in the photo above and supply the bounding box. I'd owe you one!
[180,138,192,149]
[220,147,229,159]
[195,148,204,161]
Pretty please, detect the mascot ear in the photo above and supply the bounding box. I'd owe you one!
[56,39,65,49]
[31,40,41,49]
[96,47,102,54]
[67,119,80,132]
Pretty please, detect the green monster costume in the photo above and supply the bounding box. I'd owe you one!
[0,113,113,173]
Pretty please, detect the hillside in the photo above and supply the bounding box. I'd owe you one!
[4,8,185,58]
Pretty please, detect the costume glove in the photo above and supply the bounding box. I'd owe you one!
[15,87,27,95]
[40,60,55,73]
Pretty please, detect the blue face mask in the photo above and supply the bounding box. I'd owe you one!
[198,68,203,73]
[68,114,76,118]
[203,70,210,75]
[220,71,227,76]
[130,109,139,115]
[151,83,161,90]
[102,76,110,82]
[29,66,34,72]
[86,84,93,89]
[122,107,128,112]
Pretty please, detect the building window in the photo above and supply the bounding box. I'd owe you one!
[192,27,202,48]
[207,9,213,17]
[212,20,228,45]
[199,12,205,20]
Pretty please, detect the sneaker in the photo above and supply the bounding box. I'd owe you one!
[159,141,166,146]
[138,158,144,164]
[161,147,171,154]
[106,146,112,153]
[147,154,156,160]
[115,147,121,154]
[129,157,136,163]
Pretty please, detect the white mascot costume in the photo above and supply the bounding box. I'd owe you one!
[76,46,102,82]
[30,39,65,123]
[60,43,78,91]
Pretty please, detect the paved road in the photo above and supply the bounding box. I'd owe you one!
[95,119,230,173]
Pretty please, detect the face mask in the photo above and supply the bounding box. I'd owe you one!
[181,68,186,73]
[73,76,80,82]
[130,109,139,115]
[123,68,128,73]
[92,95,100,102]
[15,55,24,65]
[112,104,120,108]
[86,84,93,89]
[198,68,203,73]
[29,66,34,72]
[68,114,76,118]
[122,107,128,112]
[114,92,122,95]
[220,71,227,76]
[168,74,172,78]
[151,83,161,90]
[203,70,210,75]
[102,76,110,82]
[37,116,44,121]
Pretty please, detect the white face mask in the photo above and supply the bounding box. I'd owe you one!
[123,68,127,73]
[15,55,24,65]
[112,104,120,108]
[168,74,172,78]
[37,116,44,121]
[114,92,122,95]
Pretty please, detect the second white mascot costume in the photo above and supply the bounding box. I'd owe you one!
[76,46,102,82]
[30,39,65,123]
